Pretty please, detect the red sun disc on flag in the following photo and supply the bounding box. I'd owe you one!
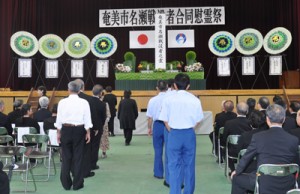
[137,34,148,45]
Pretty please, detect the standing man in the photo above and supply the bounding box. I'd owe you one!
[55,81,92,190]
[231,104,299,194]
[146,80,167,179]
[159,73,204,194]
[90,84,106,170]
[75,79,94,178]
[103,86,117,136]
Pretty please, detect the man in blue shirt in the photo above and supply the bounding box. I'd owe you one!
[159,73,204,194]
[146,80,168,179]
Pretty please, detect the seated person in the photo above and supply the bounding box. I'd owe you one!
[210,100,237,162]
[288,101,300,120]
[7,99,23,125]
[222,102,252,173]
[15,103,40,134]
[33,96,51,122]
[246,98,256,118]
[0,161,9,194]
[231,104,299,194]
[287,109,300,142]
[275,100,297,131]
[237,110,266,173]
[0,100,13,136]
[43,104,57,133]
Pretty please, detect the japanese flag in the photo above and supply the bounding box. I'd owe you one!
[168,30,195,48]
[129,31,155,49]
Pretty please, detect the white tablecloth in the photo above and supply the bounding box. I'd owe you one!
[114,111,213,135]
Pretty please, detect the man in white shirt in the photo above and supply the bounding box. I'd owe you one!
[55,80,93,191]
[159,73,203,194]
[146,80,167,179]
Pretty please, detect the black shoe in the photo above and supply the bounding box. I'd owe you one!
[125,142,130,146]
[92,165,99,170]
[154,175,163,179]
[111,134,115,137]
[73,184,84,190]
[84,172,95,178]
[163,180,170,188]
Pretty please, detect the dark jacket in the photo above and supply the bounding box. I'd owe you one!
[43,116,56,133]
[7,109,23,124]
[90,96,106,134]
[33,108,52,122]
[236,127,299,194]
[15,117,40,134]
[215,111,237,137]
[118,98,138,130]
[0,112,13,136]
[103,93,117,117]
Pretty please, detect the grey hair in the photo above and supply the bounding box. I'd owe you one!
[39,96,49,108]
[13,99,23,108]
[266,104,285,123]
[74,79,84,90]
[237,102,249,115]
[68,81,81,93]
[0,100,4,109]
[92,84,103,96]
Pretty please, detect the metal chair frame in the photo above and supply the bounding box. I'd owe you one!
[0,145,37,193]
[254,163,299,194]
[225,134,240,179]
[22,134,56,182]
[218,127,225,168]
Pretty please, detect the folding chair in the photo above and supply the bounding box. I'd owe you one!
[22,134,56,181]
[237,148,247,164]
[0,145,37,193]
[0,135,14,145]
[287,189,300,194]
[218,127,225,167]
[46,129,61,167]
[0,127,8,135]
[13,127,37,145]
[254,164,299,194]
[225,135,240,178]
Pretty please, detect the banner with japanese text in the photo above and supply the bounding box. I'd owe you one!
[155,14,166,69]
[99,7,225,28]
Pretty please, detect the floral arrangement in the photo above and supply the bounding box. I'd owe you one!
[115,63,132,73]
[185,62,203,72]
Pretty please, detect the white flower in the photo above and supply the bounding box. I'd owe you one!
[115,63,131,72]
[185,62,202,72]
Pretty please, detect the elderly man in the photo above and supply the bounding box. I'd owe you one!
[33,96,51,122]
[222,102,252,173]
[231,104,299,194]
[55,81,92,191]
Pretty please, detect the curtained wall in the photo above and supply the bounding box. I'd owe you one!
[0,0,299,90]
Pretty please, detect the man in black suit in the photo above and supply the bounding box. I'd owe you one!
[274,100,297,131]
[103,86,117,136]
[33,96,52,122]
[231,104,299,194]
[257,96,270,129]
[237,110,266,173]
[0,100,13,136]
[222,102,252,172]
[210,100,237,162]
[90,84,106,170]
[7,99,23,125]
[288,101,300,120]
[288,109,300,142]
[43,104,58,133]
[75,79,94,178]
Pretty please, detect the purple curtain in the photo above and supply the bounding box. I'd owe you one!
[0,0,299,90]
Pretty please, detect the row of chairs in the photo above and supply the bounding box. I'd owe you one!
[212,126,300,194]
[0,126,59,193]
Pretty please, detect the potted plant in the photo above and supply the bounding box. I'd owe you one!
[186,51,197,66]
[123,51,136,72]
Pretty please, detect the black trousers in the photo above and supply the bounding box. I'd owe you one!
[123,128,133,144]
[108,116,115,135]
[60,126,86,190]
[231,172,255,194]
[0,165,9,194]
[90,129,102,168]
